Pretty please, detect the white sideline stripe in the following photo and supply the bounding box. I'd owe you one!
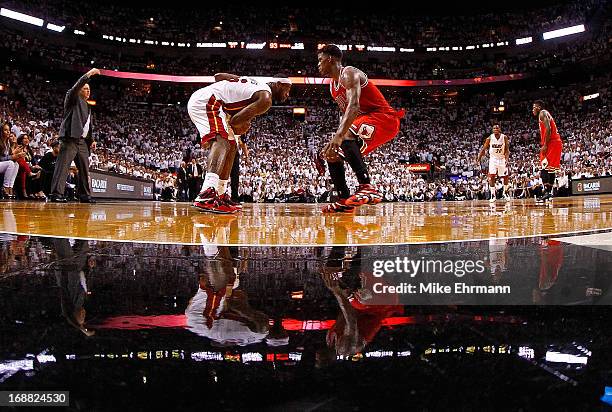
[0,228,610,247]
[553,233,612,252]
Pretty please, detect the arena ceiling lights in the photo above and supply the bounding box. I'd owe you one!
[0,6,587,54]
[543,24,585,40]
[0,7,43,26]
[515,36,533,45]
[46,23,65,32]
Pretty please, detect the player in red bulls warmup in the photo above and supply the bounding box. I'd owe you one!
[532,100,563,202]
[317,44,405,213]
[188,73,291,214]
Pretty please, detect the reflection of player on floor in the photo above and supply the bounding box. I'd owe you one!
[476,124,510,202]
[185,246,289,347]
[316,45,405,213]
[532,239,564,303]
[532,100,563,202]
[318,247,403,363]
[488,238,508,284]
[188,73,291,214]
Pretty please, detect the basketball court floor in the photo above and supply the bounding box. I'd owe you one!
[0,196,610,409]
[0,195,610,245]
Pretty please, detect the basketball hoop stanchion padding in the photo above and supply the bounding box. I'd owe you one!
[98,69,528,87]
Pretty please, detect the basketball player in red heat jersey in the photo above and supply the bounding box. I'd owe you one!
[317,44,405,213]
[532,100,563,202]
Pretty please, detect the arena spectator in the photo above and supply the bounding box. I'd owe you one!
[13,134,44,199]
[0,122,20,199]
[37,140,60,195]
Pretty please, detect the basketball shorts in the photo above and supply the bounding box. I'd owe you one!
[488,157,507,177]
[348,111,402,156]
[539,139,562,171]
[187,89,236,146]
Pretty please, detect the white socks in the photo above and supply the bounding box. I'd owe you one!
[201,173,219,192]
[200,173,229,195]
[218,179,229,195]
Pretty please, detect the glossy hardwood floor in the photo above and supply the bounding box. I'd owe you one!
[0,195,610,245]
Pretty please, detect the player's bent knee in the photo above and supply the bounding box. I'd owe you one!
[326,156,344,164]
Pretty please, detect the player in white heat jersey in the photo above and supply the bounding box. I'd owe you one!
[188,73,291,214]
[476,124,510,202]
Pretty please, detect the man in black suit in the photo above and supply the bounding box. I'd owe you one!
[53,238,95,336]
[177,161,189,201]
[49,68,100,203]
[187,158,203,202]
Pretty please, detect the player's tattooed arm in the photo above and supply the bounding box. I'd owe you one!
[214,73,241,82]
[324,67,362,158]
[476,137,490,164]
[539,110,552,153]
[336,67,362,138]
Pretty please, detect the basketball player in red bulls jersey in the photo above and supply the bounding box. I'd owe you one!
[317,44,405,213]
[532,100,562,202]
[188,73,291,214]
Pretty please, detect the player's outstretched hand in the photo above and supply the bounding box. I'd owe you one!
[87,68,101,77]
[239,141,249,160]
[232,120,251,135]
[323,133,343,160]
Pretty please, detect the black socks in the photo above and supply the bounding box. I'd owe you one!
[341,139,370,185]
[328,161,351,199]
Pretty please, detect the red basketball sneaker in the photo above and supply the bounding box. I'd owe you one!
[218,193,242,210]
[193,188,238,214]
[322,199,355,214]
[194,197,239,214]
[194,187,217,203]
[345,184,383,206]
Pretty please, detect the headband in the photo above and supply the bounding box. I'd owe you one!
[274,77,292,85]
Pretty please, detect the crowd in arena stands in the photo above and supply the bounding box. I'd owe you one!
[1,60,609,202]
[2,14,610,82]
[1,0,604,46]
[232,80,610,203]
